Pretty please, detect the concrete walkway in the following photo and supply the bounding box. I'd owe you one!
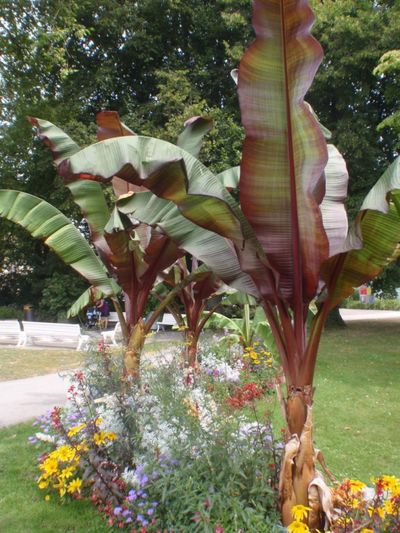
[0,372,71,428]
[339,308,400,321]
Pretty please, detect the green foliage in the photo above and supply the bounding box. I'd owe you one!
[0,306,23,320]
[309,0,400,218]
[341,298,400,311]
[38,272,88,322]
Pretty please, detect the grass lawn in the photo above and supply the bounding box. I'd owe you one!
[0,338,181,382]
[312,319,400,482]
[0,347,83,382]
[0,422,109,533]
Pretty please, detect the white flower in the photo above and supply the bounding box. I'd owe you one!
[35,432,56,444]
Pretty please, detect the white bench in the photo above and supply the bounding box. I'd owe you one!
[156,313,178,331]
[0,320,24,346]
[101,322,122,346]
[21,321,90,351]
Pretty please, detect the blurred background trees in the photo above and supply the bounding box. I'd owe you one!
[1,0,399,318]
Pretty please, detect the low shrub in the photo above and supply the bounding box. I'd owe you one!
[0,305,23,320]
[340,298,400,311]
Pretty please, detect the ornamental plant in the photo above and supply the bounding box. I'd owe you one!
[31,340,282,531]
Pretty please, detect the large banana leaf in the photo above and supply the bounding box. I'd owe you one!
[319,144,349,258]
[0,190,118,296]
[117,190,257,295]
[237,0,329,306]
[321,156,400,309]
[27,117,80,165]
[176,116,213,158]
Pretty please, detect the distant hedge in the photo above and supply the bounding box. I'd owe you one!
[341,299,400,311]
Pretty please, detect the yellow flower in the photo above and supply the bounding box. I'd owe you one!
[40,457,59,475]
[95,417,103,426]
[348,479,367,493]
[291,505,312,522]
[67,478,82,494]
[105,431,117,441]
[54,445,76,462]
[93,431,106,446]
[93,430,117,446]
[361,529,374,533]
[55,480,67,497]
[67,423,86,438]
[38,479,49,490]
[368,505,385,519]
[44,495,50,502]
[59,466,76,480]
[287,520,310,533]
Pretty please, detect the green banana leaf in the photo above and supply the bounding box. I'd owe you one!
[176,116,213,158]
[0,190,120,299]
[322,156,400,309]
[68,281,121,318]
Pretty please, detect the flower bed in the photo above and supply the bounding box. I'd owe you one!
[30,339,400,532]
[30,340,283,532]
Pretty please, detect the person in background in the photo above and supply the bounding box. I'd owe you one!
[96,299,110,329]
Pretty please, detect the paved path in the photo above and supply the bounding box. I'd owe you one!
[1,313,398,428]
[339,308,400,321]
[0,372,71,428]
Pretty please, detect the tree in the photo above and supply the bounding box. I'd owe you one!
[309,0,400,218]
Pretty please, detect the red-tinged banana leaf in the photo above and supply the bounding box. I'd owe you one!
[103,207,184,323]
[95,110,140,198]
[59,136,246,243]
[319,144,349,258]
[96,110,136,141]
[117,190,257,296]
[28,117,80,165]
[0,190,119,297]
[237,0,329,306]
[58,135,273,296]
[176,116,213,158]
[321,156,400,309]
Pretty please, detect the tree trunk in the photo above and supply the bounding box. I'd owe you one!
[279,386,334,531]
[124,319,146,378]
[324,305,346,329]
[184,330,200,369]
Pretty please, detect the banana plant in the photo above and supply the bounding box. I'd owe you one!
[153,256,224,367]
[0,111,254,376]
[205,291,274,351]
[49,2,400,528]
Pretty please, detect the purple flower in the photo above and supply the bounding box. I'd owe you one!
[113,507,122,516]
[122,509,132,518]
[137,514,144,523]
[147,508,154,516]
[128,489,137,501]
